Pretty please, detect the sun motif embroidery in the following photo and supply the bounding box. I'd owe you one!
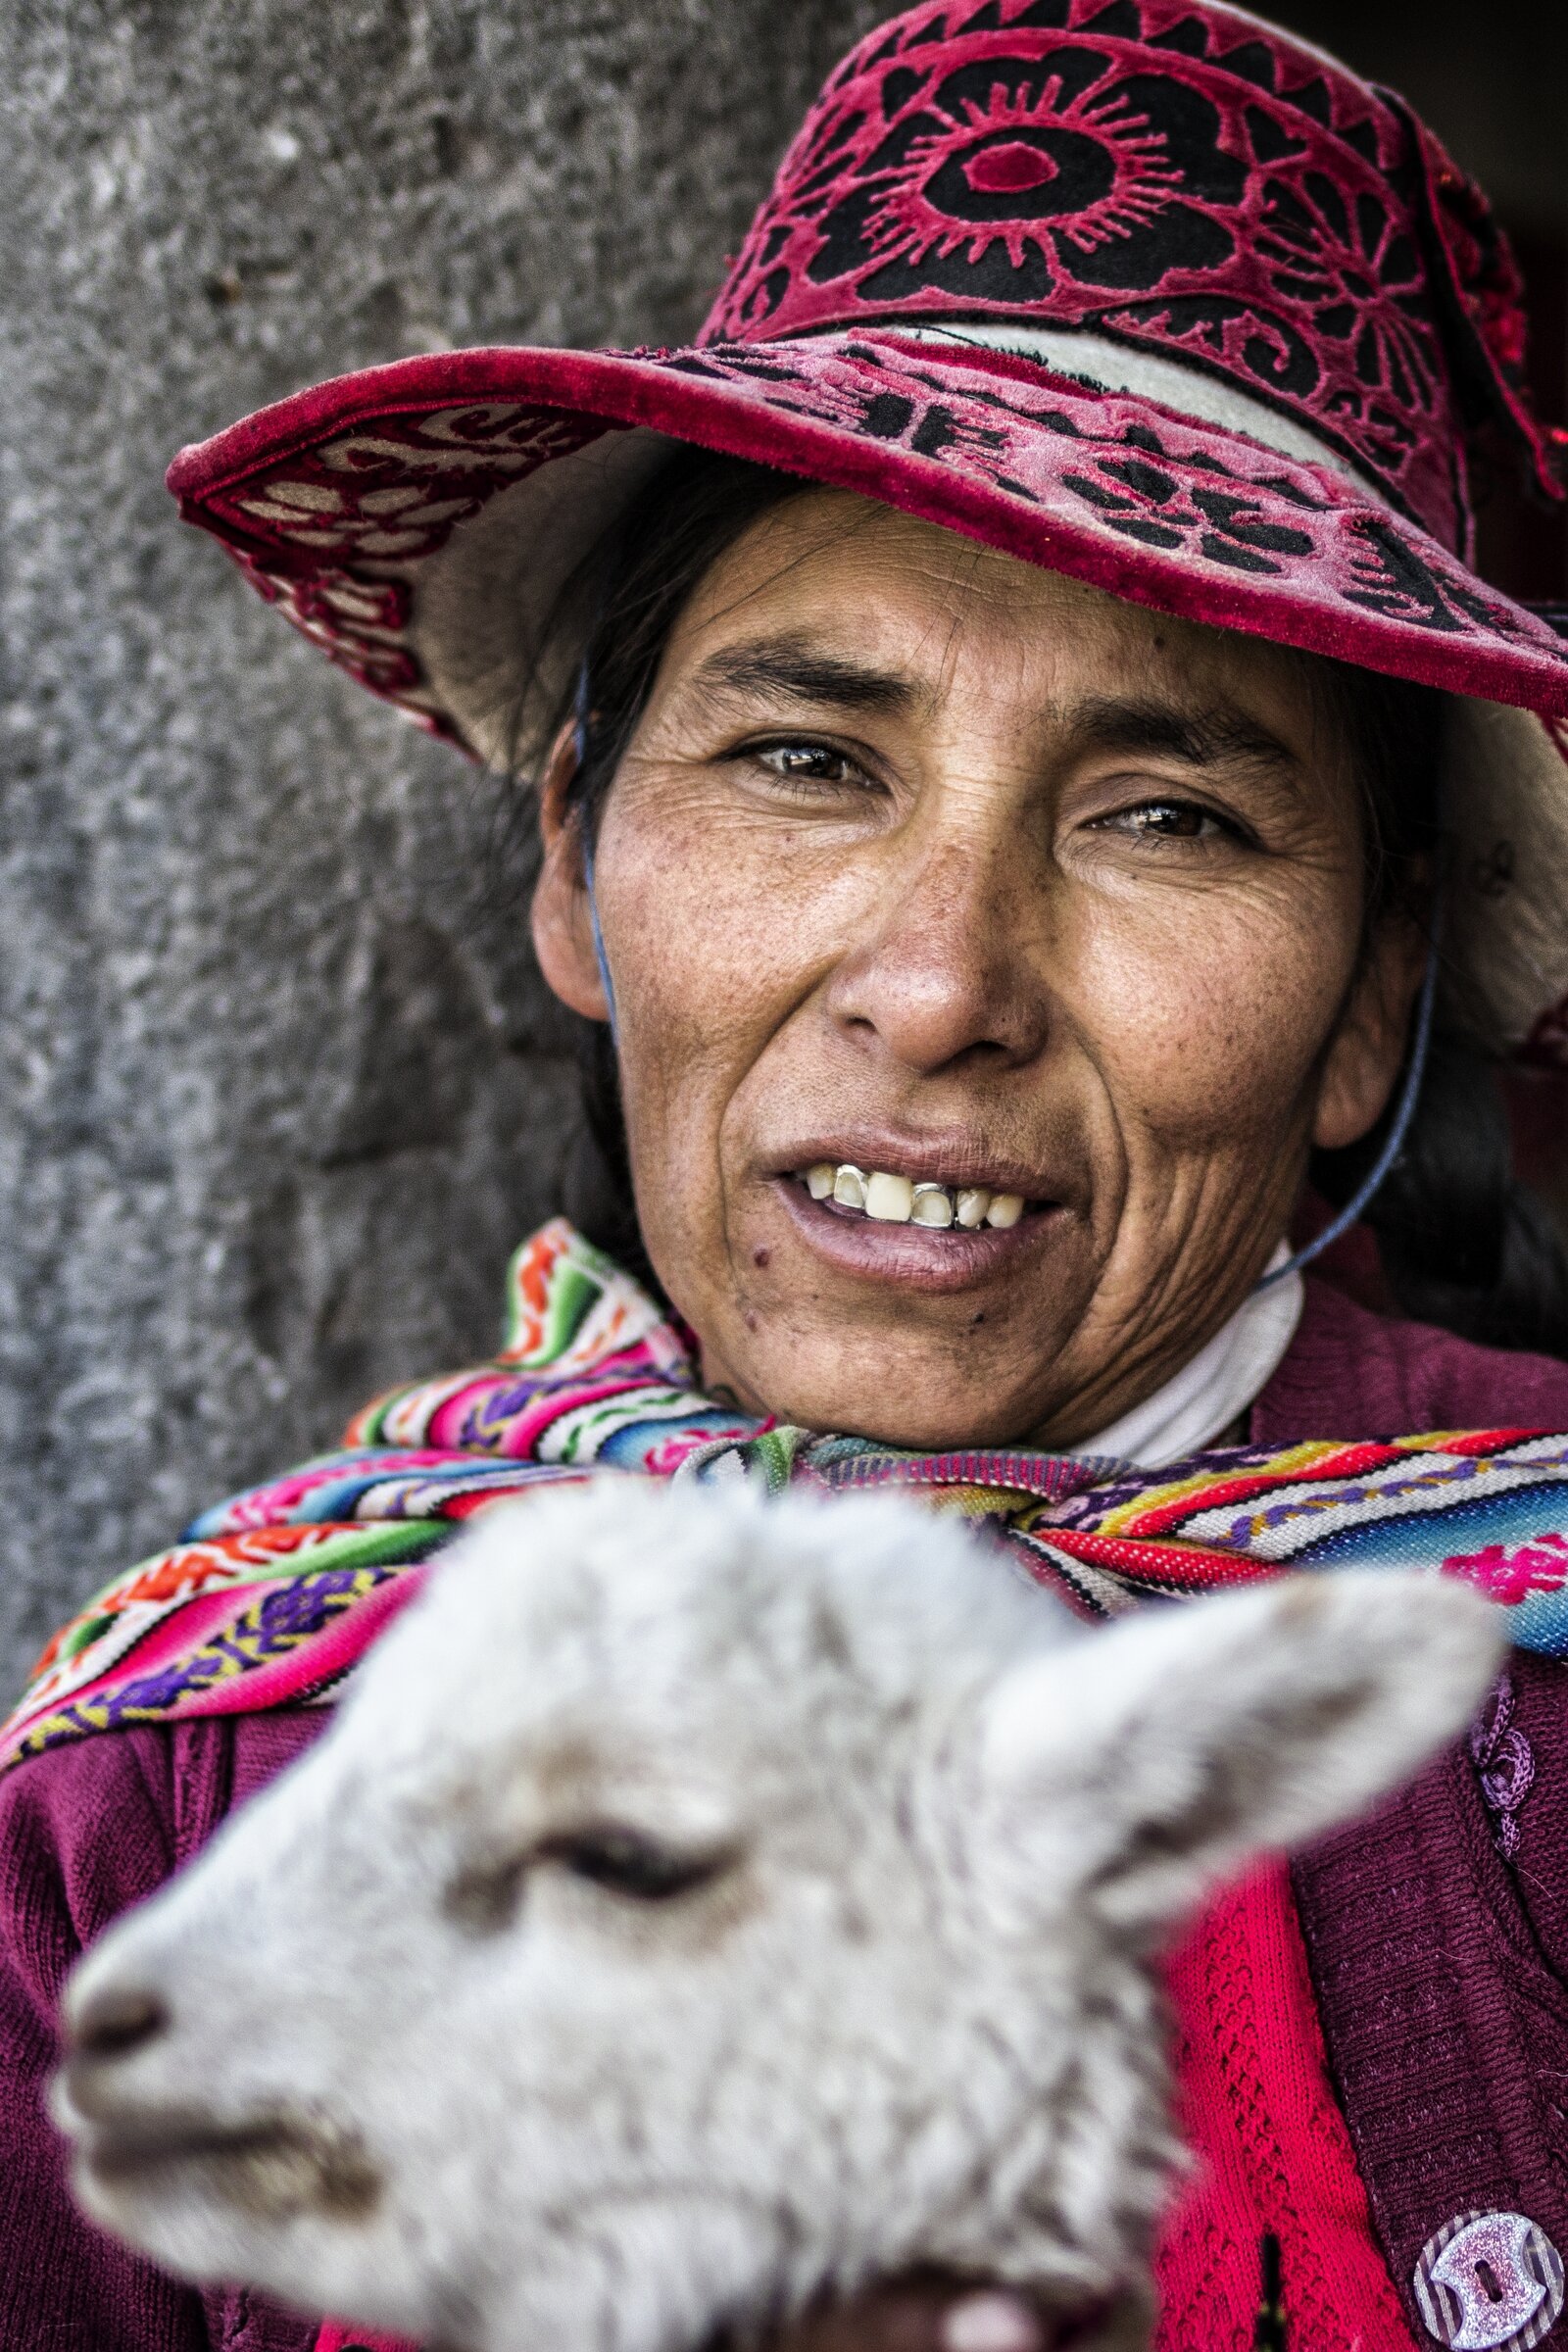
[854,74,1185,278]
[1255,176,1438,416]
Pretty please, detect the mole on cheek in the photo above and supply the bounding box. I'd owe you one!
[753,1246,770,1269]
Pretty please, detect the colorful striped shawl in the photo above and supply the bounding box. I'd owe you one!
[8,1215,1568,1776]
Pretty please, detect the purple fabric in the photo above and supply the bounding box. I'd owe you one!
[0,1711,325,2349]
[1256,1280,1568,2348]
[1252,1273,1568,1443]
[1290,1671,1568,2349]
[5,1276,1568,2349]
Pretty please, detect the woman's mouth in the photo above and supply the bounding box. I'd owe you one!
[795,1161,1028,1231]
[765,1151,1062,1294]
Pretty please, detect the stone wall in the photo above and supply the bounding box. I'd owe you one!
[1,0,1562,1697]
[0,0,889,1694]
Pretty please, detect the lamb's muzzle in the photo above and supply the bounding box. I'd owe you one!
[54,1480,1502,2352]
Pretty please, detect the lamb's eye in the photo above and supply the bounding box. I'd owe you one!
[547,1828,723,1902]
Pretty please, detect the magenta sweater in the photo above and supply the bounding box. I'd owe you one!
[3,1278,1568,2351]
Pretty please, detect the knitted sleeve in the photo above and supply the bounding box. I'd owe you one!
[1490,1653,1568,1981]
[1254,1276,1568,1441]
[0,1724,215,2349]
[0,1719,323,2352]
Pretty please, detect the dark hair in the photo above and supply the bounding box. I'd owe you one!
[1304,669,1568,1354]
[525,451,813,1290]
[523,445,1568,1360]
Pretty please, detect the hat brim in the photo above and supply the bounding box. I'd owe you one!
[168,328,1568,1060]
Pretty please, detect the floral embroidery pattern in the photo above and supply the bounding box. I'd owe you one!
[1446,1531,1568,1608]
[1057,441,1319,571]
[800,51,1241,303]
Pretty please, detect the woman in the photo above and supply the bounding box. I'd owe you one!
[7,4,1568,2349]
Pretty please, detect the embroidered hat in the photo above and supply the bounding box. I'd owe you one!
[169,0,1568,1062]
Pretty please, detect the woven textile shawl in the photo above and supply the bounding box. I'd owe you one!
[9,1216,1568,1775]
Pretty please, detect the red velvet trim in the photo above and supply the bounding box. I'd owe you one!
[313,2327,415,2352]
[167,336,1568,729]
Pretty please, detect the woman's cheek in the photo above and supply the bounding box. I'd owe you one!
[602,798,853,1260]
[1073,886,1352,1156]
[619,841,832,1096]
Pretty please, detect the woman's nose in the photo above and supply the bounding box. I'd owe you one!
[829,835,1050,1075]
[68,1980,170,2062]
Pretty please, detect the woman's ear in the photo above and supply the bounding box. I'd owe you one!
[530,720,612,1024]
[1310,907,1428,1152]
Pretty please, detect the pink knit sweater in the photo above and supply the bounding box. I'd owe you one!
[1155,1867,1415,2351]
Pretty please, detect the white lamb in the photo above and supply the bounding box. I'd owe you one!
[57,1479,1500,2352]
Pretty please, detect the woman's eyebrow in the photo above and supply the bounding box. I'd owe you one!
[1066,694,1300,776]
[687,633,919,715]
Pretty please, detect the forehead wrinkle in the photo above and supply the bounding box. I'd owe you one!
[683,631,926,720]
[916,563,987,711]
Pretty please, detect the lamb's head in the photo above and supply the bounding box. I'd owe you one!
[56,1479,1500,2352]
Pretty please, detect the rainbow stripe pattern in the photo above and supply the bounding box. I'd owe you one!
[7,1217,1568,1775]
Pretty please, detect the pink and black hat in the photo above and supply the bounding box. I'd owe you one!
[169,0,1568,1062]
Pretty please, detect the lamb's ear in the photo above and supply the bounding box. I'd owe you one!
[975,1571,1501,1936]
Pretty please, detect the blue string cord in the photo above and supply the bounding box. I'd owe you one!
[1256,896,1444,1291]
[574,662,620,1048]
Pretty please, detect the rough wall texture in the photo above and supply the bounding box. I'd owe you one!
[0,0,1562,1700]
[0,0,888,1696]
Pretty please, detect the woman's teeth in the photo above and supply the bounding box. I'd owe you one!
[801,1164,1025,1230]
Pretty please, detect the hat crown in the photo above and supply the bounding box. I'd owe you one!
[703,0,1553,552]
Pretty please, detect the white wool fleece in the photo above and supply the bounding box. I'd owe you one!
[59,1479,1499,2352]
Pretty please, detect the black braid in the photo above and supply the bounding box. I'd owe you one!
[1307,663,1568,1357]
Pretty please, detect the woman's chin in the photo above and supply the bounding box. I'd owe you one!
[698,1179,1092,1448]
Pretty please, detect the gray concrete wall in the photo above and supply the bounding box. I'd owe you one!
[0,0,1561,1698]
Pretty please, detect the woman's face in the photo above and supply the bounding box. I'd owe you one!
[534,491,1418,1447]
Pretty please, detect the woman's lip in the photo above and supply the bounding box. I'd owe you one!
[770,1175,1064,1293]
[764,1137,1057,1200]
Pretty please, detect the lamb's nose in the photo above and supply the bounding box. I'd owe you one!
[70,1983,170,2061]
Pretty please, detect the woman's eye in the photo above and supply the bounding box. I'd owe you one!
[1100,799,1230,843]
[752,742,866,793]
